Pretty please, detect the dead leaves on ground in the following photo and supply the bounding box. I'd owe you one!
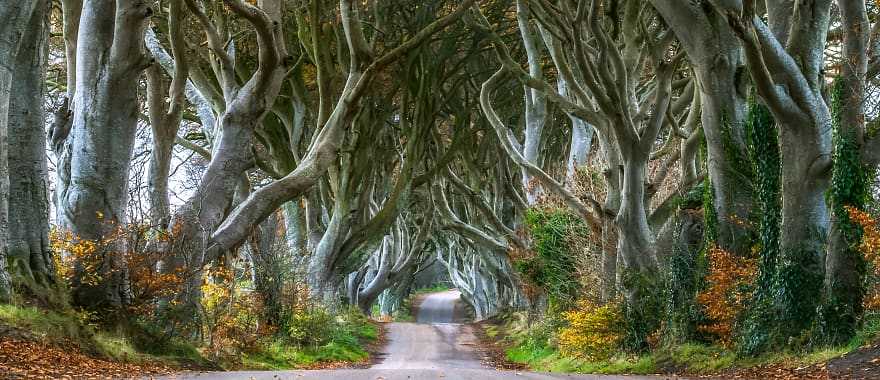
[0,338,172,379]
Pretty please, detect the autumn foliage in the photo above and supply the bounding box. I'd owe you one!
[846,206,880,311]
[557,300,624,361]
[696,246,758,346]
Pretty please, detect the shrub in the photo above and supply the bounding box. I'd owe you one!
[287,307,336,347]
[848,206,880,311]
[557,300,624,361]
[514,207,587,311]
[696,246,757,346]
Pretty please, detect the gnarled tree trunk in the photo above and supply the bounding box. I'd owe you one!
[7,0,54,292]
[0,0,40,302]
[54,0,151,309]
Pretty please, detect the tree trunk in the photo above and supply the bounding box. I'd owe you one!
[55,0,151,309]
[820,0,872,345]
[250,213,284,326]
[7,0,54,291]
[0,0,41,302]
[650,0,753,256]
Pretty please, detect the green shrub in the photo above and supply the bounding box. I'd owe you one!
[287,307,335,347]
[516,207,585,311]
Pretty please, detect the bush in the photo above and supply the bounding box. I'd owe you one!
[287,307,336,347]
[696,246,757,346]
[514,207,587,310]
[558,300,624,361]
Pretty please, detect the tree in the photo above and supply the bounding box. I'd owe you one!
[0,0,41,302]
[6,0,54,294]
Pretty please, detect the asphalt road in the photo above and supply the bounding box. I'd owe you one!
[159,291,676,380]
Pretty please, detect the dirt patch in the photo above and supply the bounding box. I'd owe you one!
[470,319,527,371]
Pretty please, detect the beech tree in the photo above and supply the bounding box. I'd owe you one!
[4,0,880,362]
[0,1,42,302]
[6,0,54,295]
[53,0,153,308]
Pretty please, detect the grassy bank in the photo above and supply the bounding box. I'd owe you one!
[0,303,383,373]
[241,308,380,370]
[0,304,207,367]
[483,312,880,377]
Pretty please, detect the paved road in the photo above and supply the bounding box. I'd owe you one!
[372,290,482,370]
[161,290,676,380]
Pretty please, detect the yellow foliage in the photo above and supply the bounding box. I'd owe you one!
[696,246,757,346]
[557,300,623,361]
[200,266,266,360]
[49,229,101,286]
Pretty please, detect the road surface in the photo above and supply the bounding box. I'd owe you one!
[160,290,675,379]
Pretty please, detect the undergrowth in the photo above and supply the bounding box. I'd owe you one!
[241,307,379,370]
[494,311,880,375]
[0,304,208,367]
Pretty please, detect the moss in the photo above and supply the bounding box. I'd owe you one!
[620,270,664,351]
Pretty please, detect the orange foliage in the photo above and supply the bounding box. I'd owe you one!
[49,224,196,317]
[697,245,758,346]
[845,206,880,311]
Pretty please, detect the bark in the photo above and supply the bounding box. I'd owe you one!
[822,0,871,344]
[209,0,477,250]
[7,0,54,291]
[0,0,40,302]
[516,0,547,204]
[717,0,834,340]
[61,0,82,97]
[651,0,753,256]
[55,0,152,309]
[249,212,284,326]
[145,64,178,229]
[354,216,432,313]
[161,0,287,323]
[145,0,193,230]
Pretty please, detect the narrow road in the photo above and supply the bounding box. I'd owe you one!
[371,290,483,370]
[162,290,675,379]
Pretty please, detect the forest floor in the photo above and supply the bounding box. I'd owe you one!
[0,320,176,379]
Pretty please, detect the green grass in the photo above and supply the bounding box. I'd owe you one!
[240,310,379,370]
[0,303,93,343]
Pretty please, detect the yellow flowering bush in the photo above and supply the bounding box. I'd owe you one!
[557,300,623,361]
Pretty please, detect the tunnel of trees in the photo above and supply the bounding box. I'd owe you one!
[3,0,880,368]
